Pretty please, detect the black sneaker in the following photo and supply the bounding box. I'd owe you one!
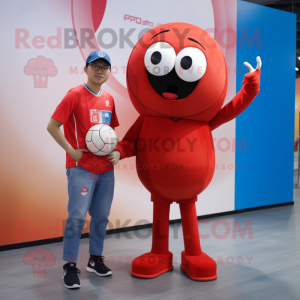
[62,262,81,289]
[86,255,112,276]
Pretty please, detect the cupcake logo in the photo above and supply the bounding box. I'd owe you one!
[24,56,57,88]
[23,246,56,277]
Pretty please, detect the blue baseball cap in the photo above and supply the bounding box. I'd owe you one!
[86,51,111,66]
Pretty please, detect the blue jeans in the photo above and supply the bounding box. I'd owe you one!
[62,166,114,262]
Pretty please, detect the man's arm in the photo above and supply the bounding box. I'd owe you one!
[47,118,88,161]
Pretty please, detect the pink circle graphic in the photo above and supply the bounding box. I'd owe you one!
[81,188,89,196]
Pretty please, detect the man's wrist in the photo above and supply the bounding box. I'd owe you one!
[114,150,121,159]
[66,146,75,157]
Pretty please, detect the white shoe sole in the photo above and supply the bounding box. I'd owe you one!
[86,266,112,276]
[62,275,81,289]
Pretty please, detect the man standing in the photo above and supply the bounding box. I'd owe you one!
[47,51,121,289]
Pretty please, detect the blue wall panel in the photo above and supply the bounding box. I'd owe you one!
[235,1,296,210]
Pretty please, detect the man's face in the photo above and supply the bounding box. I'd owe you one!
[85,59,110,85]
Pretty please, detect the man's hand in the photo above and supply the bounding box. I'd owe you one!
[70,149,89,162]
[242,56,262,90]
[107,151,121,165]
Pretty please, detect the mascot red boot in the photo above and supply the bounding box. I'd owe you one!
[115,22,261,281]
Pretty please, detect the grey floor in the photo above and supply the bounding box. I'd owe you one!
[1,185,300,299]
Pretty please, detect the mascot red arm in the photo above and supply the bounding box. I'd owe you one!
[210,60,261,131]
[114,22,261,281]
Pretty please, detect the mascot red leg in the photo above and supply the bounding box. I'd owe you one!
[131,198,217,280]
[131,199,173,278]
[179,201,217,280]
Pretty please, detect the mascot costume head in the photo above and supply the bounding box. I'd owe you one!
[127,22,228,122]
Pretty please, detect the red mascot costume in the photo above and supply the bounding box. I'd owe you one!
[115,22,261,281]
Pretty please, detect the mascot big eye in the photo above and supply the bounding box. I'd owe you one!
[115,22,261,281]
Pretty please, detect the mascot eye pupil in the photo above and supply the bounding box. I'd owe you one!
[151,51,162,65]
[180,56,192,70]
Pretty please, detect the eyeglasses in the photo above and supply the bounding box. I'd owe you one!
[90,64,110,73]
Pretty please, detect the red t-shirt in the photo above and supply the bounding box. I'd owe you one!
[51,84,119,174]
